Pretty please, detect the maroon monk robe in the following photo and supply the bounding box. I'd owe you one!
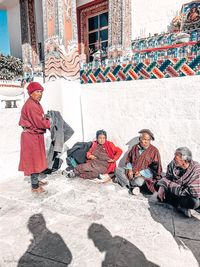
[18,98,50,176]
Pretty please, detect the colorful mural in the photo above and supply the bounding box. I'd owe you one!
[44,37,80,81]
[46,0,57,37]
[19,0,39,70]
[181,1,200,32]
[80,54,200,83]
[43,0,80,81]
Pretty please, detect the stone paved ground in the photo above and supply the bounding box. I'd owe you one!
[0,172,200,267]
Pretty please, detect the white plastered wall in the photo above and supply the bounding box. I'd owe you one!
[1,75,200,179]
[81,76,200,170]
[131,0,187,39]
[41,79,83,149]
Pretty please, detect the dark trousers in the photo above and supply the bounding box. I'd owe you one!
[164,190,200,209]
[31,173,39,189]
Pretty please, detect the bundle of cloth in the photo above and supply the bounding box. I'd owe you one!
[66,141,93,170]
[43,110,74,174]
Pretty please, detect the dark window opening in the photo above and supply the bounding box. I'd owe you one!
[88,11,108,62]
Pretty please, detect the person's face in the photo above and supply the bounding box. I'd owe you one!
[30,90,43,102]
[174,153,186,168]
[139,133,151,148]
[97,134,106,145]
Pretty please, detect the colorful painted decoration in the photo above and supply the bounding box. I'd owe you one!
[80,54,200,83]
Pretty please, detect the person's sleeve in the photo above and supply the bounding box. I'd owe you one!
[110,142,123,161]
[158,178,191,196]
[152,149,162,175]
[125,147,133,164]
[157,161,190,196]
[86,142,95,159]
[27,105,50,129]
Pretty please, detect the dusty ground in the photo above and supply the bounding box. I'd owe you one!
[0,172,200,267]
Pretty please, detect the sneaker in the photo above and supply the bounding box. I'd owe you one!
[62,169,76,178]
[129,186,140,196]
[31,186,46,193]
[112,177,118,183]
[68,171,76,178]
[97,174,111,183]
[177,207,191,218]
[98,174,107,180]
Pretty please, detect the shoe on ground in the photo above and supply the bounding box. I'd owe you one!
[97,174,111,183]
[177,207,191,218]
[195,206,200,213]
[39,180,48,186]
[129,186,140,196]
[98,174,105,180]
[62,169,76,178]
[112,176,118,183]
[31,186,46,193]
[98,174,110,180]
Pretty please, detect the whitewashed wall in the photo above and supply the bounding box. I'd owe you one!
[81,76,200,170]
[132,0,186,39]
[1,75,200,179]
[41,79,83,149]
[76,0,92,8]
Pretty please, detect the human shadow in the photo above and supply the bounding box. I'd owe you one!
[118,137,139,167]
[146,194,200,264]
[88,223,159,267]
[17,213,72,267]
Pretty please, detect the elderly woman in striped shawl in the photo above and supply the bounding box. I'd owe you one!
[157,147,200,217]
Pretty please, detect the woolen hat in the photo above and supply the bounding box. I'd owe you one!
[27,82,44,95]
[138,129,155,140]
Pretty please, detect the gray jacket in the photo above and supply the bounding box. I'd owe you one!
[47,110,74,169]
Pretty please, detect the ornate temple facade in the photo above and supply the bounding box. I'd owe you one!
[0,0,131,82]
[0,0,200,83]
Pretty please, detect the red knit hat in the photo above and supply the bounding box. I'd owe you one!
[27,82,44,95]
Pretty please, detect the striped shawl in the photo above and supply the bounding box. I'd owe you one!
[158,160,200,197]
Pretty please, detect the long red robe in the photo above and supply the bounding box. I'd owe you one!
[18,98,50,176]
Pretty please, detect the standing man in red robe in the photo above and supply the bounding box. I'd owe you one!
[18,82,50,193]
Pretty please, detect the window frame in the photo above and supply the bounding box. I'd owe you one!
[87,10,108,62]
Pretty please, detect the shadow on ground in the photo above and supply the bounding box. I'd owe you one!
[17,213,72,267]
[146,192,200,265]
[88,223,159,267]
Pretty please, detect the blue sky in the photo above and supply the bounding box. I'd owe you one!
[0,10,10,55]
